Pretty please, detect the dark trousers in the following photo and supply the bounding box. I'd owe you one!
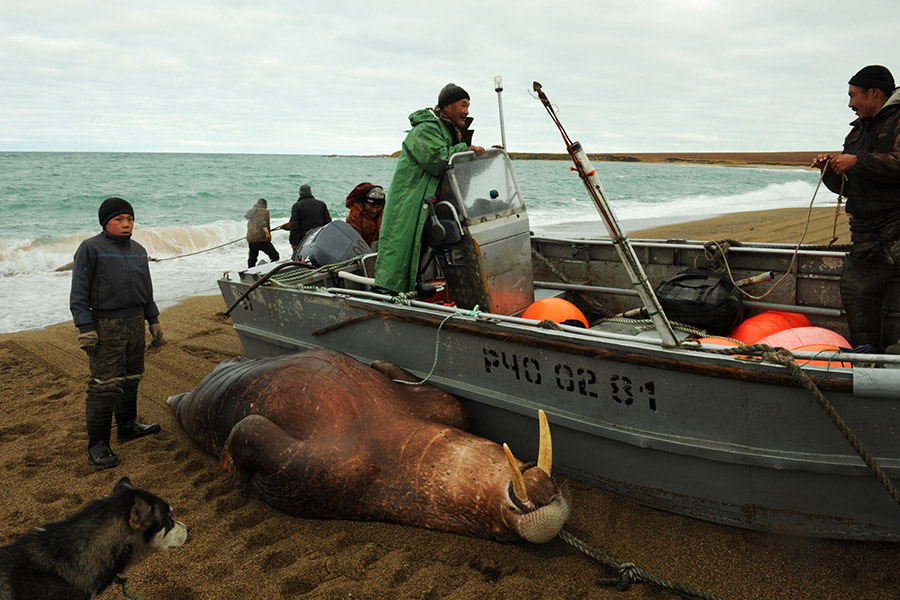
[841,240,900,350]
[248,241,280,268]
[85,315,145,447]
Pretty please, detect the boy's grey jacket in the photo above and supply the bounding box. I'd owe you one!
[70,230,160,332]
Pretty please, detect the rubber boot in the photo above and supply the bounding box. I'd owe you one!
[115,384,161,442]
[840,254,895,351]
[86,395,118,469]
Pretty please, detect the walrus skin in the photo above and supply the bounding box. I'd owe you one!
[167,348,569,542]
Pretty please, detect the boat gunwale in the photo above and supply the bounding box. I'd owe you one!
[239,281,855,393]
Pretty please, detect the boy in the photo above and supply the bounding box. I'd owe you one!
[70,197,163,469]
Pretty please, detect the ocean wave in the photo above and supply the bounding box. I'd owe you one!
[0,220,248,276]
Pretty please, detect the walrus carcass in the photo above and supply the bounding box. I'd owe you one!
[167,348,570,542]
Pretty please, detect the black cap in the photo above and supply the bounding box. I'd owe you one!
[299,184,312,197]
[255,198,267,207]
[438,83,469,108]
[849,65,895,92]
[98,197,134,228]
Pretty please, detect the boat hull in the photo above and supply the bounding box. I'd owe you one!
[219,272,900,541]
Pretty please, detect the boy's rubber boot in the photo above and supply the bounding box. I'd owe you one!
[115,385,161,442]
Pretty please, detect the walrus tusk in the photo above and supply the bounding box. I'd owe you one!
[503,443,529,504]
[537,409,552,477]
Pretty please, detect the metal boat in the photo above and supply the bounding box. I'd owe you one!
[218,147,900,541]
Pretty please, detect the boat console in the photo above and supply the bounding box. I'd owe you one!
[427,148,534,315]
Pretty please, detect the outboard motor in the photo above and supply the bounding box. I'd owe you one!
[427,148,534,315]
[295,221,371,267]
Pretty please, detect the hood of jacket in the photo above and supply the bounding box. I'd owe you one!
[408,108,439,128]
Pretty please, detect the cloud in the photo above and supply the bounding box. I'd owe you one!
[1,0,896,153]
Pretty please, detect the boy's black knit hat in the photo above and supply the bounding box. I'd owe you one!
[98,197,134,227]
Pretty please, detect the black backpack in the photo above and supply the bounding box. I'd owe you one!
[654,267,743,335]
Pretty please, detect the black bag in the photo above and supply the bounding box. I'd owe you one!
[654,267,743,335]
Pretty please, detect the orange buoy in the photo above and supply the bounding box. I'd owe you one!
[522,298,588,328]
[793,344,851,368]
[756,326,849,350]
[729,310,811,344]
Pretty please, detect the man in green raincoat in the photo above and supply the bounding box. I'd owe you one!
[374,83,485,294]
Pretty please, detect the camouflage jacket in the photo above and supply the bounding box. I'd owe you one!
[246,207,272,243]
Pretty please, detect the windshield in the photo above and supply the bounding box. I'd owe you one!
[446,149,525,221]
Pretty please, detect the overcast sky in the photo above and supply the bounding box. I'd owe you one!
[1,1,896,155]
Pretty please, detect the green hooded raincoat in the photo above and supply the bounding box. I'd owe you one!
[374,108,468,293]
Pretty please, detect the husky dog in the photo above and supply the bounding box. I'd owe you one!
[0,477,188,600]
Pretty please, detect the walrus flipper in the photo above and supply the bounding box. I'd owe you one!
[368,360,471,431]
[221,414,374,518]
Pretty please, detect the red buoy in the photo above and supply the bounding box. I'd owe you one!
[522,298,588,328]
[756,326,849,350]
[729,310,811,344]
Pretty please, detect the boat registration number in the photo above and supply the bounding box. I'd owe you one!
[482,346,657,411]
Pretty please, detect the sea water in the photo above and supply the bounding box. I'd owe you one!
[0,152,833,333]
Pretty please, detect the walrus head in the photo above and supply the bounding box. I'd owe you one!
[497,410,570,543]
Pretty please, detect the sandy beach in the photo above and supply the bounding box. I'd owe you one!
[2,206,896,600]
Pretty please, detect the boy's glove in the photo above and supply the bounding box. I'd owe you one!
[149,323,165,347]
[78,330,99,357]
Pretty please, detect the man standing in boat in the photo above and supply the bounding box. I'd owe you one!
[374,83,485,294]
[812,65,900,352]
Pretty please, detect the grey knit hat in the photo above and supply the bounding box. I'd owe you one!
[438,83,469,108]
[299,184,312,198]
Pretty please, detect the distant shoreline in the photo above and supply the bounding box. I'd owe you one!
[509,151,830,167]
[378,150,833,167]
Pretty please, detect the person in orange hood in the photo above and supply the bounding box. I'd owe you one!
[345,182,385,248]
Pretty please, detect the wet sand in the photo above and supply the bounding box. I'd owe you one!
[1,207,895,600]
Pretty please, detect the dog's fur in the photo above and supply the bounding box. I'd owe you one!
[0,477,188,600]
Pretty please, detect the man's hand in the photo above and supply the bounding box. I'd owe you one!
[829,154,857,175]
[149,323,165,347]
[469,145,485,155]
[78,330,98,357]
[811,154,833,170]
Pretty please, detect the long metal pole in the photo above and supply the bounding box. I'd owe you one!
[532,82,678,347]
[494,76,508,150]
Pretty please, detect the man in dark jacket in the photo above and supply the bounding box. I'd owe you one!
[70,197,163,469]
[813,65,900,351]
[288,184,332,251]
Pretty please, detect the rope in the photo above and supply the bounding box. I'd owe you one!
[114,575,140,599]
[393,305,481,386]
[703,343,900,507]
[150,237,246,262]
[695,169,841,302]
[558,529,730,600]
[828,175,848,247]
